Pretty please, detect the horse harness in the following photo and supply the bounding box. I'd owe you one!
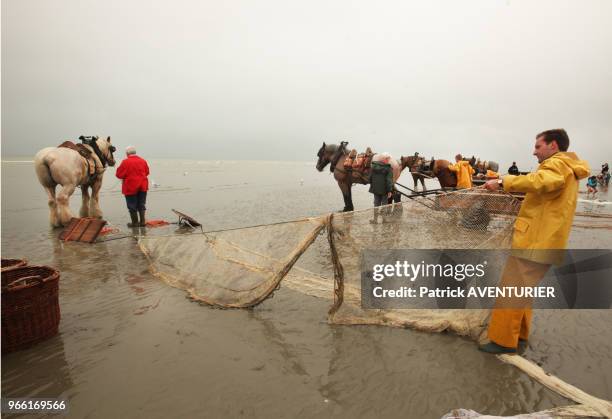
[329,141,375,182]
[58,136,114,186]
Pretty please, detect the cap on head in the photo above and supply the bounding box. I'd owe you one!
[125,145,137,155]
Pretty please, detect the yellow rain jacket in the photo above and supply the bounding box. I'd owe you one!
[503,152,590,256]
[487,152,589,348]
[448,160,475,189]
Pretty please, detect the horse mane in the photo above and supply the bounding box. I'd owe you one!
[329,142,349,172]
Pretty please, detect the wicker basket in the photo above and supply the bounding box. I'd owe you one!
[1,266,61,354]
[1,258,28,272]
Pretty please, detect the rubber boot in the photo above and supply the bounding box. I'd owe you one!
[128,210,139,228]
[138,210,146,227]
[478,341,517,354]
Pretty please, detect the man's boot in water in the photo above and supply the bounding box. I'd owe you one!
[478,341,517,354]
[138,210,146,227]
[128,210,139,228]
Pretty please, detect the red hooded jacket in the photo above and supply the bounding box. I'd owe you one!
[115,155,150,195]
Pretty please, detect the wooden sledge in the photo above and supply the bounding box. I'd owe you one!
[59,217,107,243]
[171,209,202,228]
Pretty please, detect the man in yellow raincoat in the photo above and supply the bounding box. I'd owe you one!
[479,129,590,354]
[448,154,475,189]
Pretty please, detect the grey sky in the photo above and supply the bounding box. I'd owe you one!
[2,0,611,171]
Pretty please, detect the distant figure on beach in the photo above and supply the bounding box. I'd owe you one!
[508,161,519,175]
[368,152,394,223]
[587,175,598,198]
[447,154,474,189]
[116,146,150,227]
[601,163,610,187]
[480,129,589,354]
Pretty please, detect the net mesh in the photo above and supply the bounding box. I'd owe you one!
[139,217,328,308]
[139,189,521,341]
[138,189,612,417]
[326,189,521,341]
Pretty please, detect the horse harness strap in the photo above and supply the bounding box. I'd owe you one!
[80,136,109,167]
[82,146,107,186]
[334,164,370,182]
[57,140,102,185]
[329,141,349,173]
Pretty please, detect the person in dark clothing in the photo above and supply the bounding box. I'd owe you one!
[116,146,150,227]
[368,153,394,223]
[508,162,520,175]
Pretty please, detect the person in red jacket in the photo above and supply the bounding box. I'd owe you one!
[115,146,150,227]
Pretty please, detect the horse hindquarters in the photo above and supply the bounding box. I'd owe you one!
[34,150,61,227]
[35,148,84,226]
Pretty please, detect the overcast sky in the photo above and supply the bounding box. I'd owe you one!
[2,0,611,170]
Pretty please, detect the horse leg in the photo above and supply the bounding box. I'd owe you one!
[44,186,60,227]
[346,185,354,211]
[90,179,103,218]
[80,185,91,217]
[339,181,353,212]
[412,174,419,191]
[420,175,427,191]
[57,184,77,226]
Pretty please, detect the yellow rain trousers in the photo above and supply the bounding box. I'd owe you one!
[448,160,475,189]
[487,256,550,347]
[487,152,590,348]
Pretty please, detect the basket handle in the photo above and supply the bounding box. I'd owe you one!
[6,275,43,289]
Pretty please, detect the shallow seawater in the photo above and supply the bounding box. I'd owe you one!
[1,159,611,418]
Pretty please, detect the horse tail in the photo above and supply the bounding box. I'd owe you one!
[34,148,58,187]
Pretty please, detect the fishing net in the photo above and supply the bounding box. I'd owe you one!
[139,188,520,342]
[138,189,612,417]
[326,189,521,342]
[139,217,328,308]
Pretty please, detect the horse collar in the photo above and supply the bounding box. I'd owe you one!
[81,137,107,167]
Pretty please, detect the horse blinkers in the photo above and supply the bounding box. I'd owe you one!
[316,142,327,172]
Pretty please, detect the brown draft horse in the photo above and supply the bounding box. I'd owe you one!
[400,154,458,189]
[399,153,428,191]
[316,142,401,212]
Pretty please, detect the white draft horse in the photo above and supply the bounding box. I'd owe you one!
[34,136,116,227]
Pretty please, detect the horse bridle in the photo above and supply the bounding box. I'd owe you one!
[79,136,115,167]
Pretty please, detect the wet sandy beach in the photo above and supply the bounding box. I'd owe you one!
[2,160,611,418]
